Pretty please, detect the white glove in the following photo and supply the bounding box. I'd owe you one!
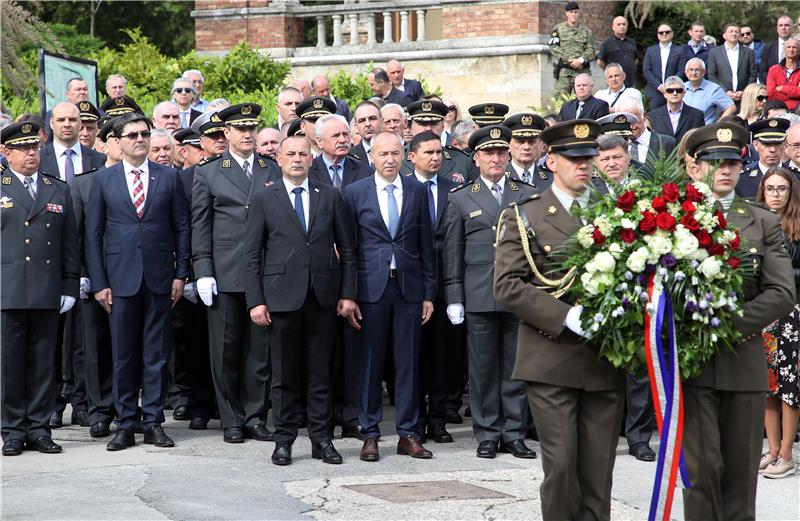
[564,305,586,337]
[183,282,199,304]
[79,277,91,299]
[446,303,465,325]
[196,277,217,307]
[59,295,76,314]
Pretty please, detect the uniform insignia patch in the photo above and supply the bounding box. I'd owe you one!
[538,170,548,180]
[222,159,231,168]
[0,196,13,208]
[749,170,758,177]
[241,105,252,115]
[717,128,733,143]
[2,176,11,185]
[258,158,266,168]
[313,98,324,109]
[548,205,557,214]
[769,119,778,128]
[42,177,52,185]
[737,208,745,214]
[489,128,501,139]
[80,102,90,111]
[444,151,452,160]
[471,183,480,192]
[46,203,64,213]
[452,172,464,184]
[21,123,32,134]
[521,115,533,125]
[469,210,483,218]
[510,182,519,191]
[574,124,589,138]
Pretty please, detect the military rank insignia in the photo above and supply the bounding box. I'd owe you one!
[2,176,11,185]
[452,173,465,184]
[471,183,481,192]
[222,159,231,168]
[42,177,52,185]
[46,203,64,213]
[509,182,519,191]
[444,150,452,160]
[0,196,13,208]
[258,158,266,168]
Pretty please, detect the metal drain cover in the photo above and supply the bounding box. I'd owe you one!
[343,480,512,503]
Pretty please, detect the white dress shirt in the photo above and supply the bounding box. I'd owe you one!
[230,150,255,176]
[659,43,672,83]
[375,173,403,268]
[122,160,150,202]
[282,176,310,228]
[631,128,652,164]
[594,86,643,108]
[725,43,740,91]
[713,190,736,215]
[52,140,83,181]
[667,103,684,133]
[414,172,438,219]
[11,169,38,195]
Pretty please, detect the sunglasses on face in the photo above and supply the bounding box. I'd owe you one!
[174,88,192,94]
[665,88,684,94]
[741,31,752,36]
[658,30,672,35]
[120,130,151,140]
[448,106,457,112]
[757,95,768,101]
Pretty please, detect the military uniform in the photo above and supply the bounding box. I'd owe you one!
[735,118,789,199]
[549,8,596,98]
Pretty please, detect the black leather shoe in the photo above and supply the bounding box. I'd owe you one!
[427,425,454,443]
[172,405,189,421]
[2,439,25,456]
[70,409,90,427]
[629,443,656,462]
[446,412,463,424]
[143,425,174,447]
[312,440,342,464]
[223,427,244,443]
[244,424,274,441]
[90,421,110,438]
[271,442,292,465]
[28,435,62,454]
[107,429,135,451]
[189,417,208,430]
[500,439,537,459]
[477,440,498,459]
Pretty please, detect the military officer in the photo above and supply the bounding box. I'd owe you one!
[192,103,281,443]
[468,103,509,128]
[494,120,625,521]
[99,95,142,117]
[683,122,795,520]
[503,113,550,191]
[549,2,597,98]
[296,96,336,157]
[444,124,536,460]
[736,117,790,198]
[1,122,80,455]
[77,101,101,149]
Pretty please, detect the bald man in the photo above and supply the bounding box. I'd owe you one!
[311,75,352,122]
[386,59,424,101]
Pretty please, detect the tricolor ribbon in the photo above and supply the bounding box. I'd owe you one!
[643,274,692,521]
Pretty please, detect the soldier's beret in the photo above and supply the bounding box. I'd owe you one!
[749,117,789,144]
[685,121,748,162]
[1,121,40,147]
[219,103,261,127]
[296,96,336,120]
[468,124,511,151]
[540,119,600,157]
[565,1,580,11]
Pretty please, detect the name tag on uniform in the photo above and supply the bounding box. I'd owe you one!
[46,203,64,214]
[0,196,13,209]
[469,210,483,218]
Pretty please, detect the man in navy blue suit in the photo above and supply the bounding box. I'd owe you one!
[387,59,425,101]
[85,113,191,451]
[309,114,372,189]
[342,131,436,462]
[643,24,684,109]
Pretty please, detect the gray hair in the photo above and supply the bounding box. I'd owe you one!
[615,98,644,115]
[182,69,204,82]
[150,128,175,145]
[153,101,178,119]
[664,76,684,88]
[105,74,127,89]
[206,98,230,112]
[172,78,195,94]
[684,57,706,72]
[314,114,349,137]
[605,63,626,76]
[781,113,800,127]
[597,134,629,152]
[452,120,479,143]
[380,103,406,122]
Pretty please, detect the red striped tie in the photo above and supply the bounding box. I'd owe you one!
[132,169,145,218]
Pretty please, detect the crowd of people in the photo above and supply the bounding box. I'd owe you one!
[2,2,800,520]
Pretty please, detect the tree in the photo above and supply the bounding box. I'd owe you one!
[1,1,62,96]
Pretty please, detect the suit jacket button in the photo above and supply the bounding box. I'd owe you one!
[24,221,29,226]
[46,223,50,228]
[25,239,30,244]
[46,259,51,265]
[306,242,310,246]
[47,241,51,246]
[25,256,30,261]
[492,225,496,230]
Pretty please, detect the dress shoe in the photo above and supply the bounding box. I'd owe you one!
[189,417,208,430]
[397,435,433,459]
[143,425,174,447]
[500,439,537,459]
[90,421,111,438]
[244,424,274,441]
[172,405,189,421]
[446,412,464,424]
[49,405,66,429]
[28,435,62,454]
[2,439,25,456]
[223,427,244,443]
[271,442,292,465]
[71,409,90,427]
[360,437,380,462]
[312,440,343,464]
[628,443,656,462]
[107,429,135,451]
[427,425,454,443]
[477,440,498,459]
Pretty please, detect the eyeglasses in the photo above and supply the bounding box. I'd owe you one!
[665,88,684,94]
[174,88,193,94]
[658,30,672,35]
[447,106,457,112]
[764,186,790,195]
[120,130,151,140]
[756,95,768,101]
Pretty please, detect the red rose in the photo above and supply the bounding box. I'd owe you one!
[662,183,681,202]
[696,230,713,248]
[729,233,741,251]
[684,184,704,202]
[727,257,741,269]
[714,210,727,230]
[681,200,696,213]
[652,196,668,212]
[656,212,676,231]
[680,213,700,232]
[592,227,606,245]
[617,190,636,212]
[708,243,725,256]
[621,228,637,243]
[639,211,657,233]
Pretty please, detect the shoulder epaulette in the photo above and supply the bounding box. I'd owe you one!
[348,151,362,161]
[40,172,66,183]
[75,168,98,177]
[450,183,470,193]
[197,154,222,167]
[257,152,277,163]
[444,145,468,157]
[528,193,541,201]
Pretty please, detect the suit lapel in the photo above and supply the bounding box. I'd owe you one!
[307,181,321,235]
[436,178,449,228]
[141,162,160,218]
[249,157,272,201]
[274,183,307,237]
[342,160,356,186]
[220,152,252,196]
[28,176,55,219]
[366,176,392,239]
[467,180,499,222]
[5,175,33,212]
[113,164,139,216]
[542,188,579,238]
[40,147,59,179]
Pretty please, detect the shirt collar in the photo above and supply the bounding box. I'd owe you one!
[53,140,81,157]
[511,160,534,175]
[725,42,739,51]
[375,173,402,191]
[282,176,309,195]
[713,190,736,210]
[322,154,346,170]
[10,168,38,186]
[551,181,588,211]
[660,42,672,49]
[480,175,505,192]
[229,150,255,170]
[122,159,149,175]
[668,103,684,114]
[415,172,437,185]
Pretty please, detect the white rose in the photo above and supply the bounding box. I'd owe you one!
[608,242,624,257]
[637,199,652,213]
[626,247,649,273]
[585,260,598,273]
[689,248,709,261]
[593,216,613,236]
[581,271,601,295]
[673,231,699,259]
[614,208,624,217]
[693,182,711,197]
[620,218,636,229]
[593,251,616,273]
[698,257,723,279]
[648,235,673,257]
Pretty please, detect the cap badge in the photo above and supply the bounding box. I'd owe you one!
[521,115,533,126]
[574,124,589,138]
[489,128,502,139]
[769,119,778,128]
[211,114,221,122]
[614,115,627,124]
[21,124,31,134]
[717,128,733,143]
[80,102,90,111]
[115,98,125,106]
[484,106,495,115]
[241,105,252,115]
[313,98,324,109]
[421,101,432,112]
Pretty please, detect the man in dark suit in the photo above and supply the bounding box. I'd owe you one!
[735,118,789,199]
[310,114,372,189]
[559,73,610,121]
[387,59,425,101]
[648,76,706,142]
[192,103,281,444]
[678,22,714,75]
[243,135,357,466]
[445,125,537,460]
[342,131,436,462]
[311,75,352,123]
[368,68,413,108]
[616,99,677,166]
[642,24,684,109]
[707,23,757,104]
[1,122,80,456]
[759,15,794,83]
[41,102,106,182]
[494,120,625,520]
[171,78,202,129]
[683,121,795,520]
[85,113,191,451]
[350,101,383,166]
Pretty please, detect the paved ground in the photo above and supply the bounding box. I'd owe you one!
[2,406,798,520]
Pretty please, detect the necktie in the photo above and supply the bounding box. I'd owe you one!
[242,160,251,180]
[522,169,531,183]
[63,149,75,182]
[630,140,640,162]
[181,111,189,128]
[491,183,503,205]
[571,199,581,213]
[131,169,145,218]
[575,101,585,119]
[385,184,399,238]
[292,187,306,232]
[425,180,436,225]
[23,176,36,200]
[330,163,342,190]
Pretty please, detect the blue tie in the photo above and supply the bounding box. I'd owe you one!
[292,187,306,232]
[425,180,436,226]
[330,164,342,190]
[63,149,75,182]
[385,184,399,238]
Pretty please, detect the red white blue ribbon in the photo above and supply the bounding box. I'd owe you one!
[643,274,691,521]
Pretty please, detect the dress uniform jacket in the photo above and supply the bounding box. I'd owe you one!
[735,162,769,199]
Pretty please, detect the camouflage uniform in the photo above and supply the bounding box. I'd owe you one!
[549,22,597,98]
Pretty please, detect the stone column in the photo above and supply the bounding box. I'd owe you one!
[416,10,426,42]
[332,14,343,47]
[349,13,359,45]
[382,11,393,43]
[366,13,376,45]
[316,16,327,48]
[399,11,410,42]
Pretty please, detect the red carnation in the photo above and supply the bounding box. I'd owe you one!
[727,257,741,269]
[715,210,728,230]
[708,243,725,257]
[617,190,636,212]
[680,213,700,232]
[681,200,696,213]
[621,228,637,244]
[684,184,704,203]
[592,227,606,245]
[652,196,668,212]
[729,233,740,251]
[656,212,677,231]
[639,211,657,233]
[696,230,713,248]
[662,183,681,202]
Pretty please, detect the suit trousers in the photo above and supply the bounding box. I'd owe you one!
[81,298,115,424]
[625,372,655,446]
[682,387,763,521]
[1,309,59,441]
[270,292,335,444]
[526,382,625,521]
[330,318,363,429]
[167,301,193,408]
[178,300,215,420]
[109,283,172,431]
[207,291,269,429]
[359,277,422,438]
[465,311,527,443]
